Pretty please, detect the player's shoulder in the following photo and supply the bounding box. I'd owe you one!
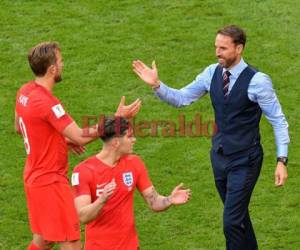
[122,154,146,170]
[74,156,96,172]
[18,81,58,104]
[123,154,143,163]
[16,81,42,110]
[73,155,107,174]
[17,81,36,95]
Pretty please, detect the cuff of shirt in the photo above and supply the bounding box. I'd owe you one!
[277,144,288,157]
[154,81,168,97]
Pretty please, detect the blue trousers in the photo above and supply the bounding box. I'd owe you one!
[210,145,263,250]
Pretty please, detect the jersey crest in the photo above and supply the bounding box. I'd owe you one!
[122,172,133,187]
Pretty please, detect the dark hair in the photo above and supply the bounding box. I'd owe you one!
[98,116,130,142]
[28,42,60,76]
[217,25,246,46]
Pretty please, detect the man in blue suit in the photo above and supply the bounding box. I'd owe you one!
[132,25,289,250]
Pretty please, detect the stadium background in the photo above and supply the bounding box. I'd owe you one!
[0,1,299,249]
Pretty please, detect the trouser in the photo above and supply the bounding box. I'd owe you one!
[210,145,263,250]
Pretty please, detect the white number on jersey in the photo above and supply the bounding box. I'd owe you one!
[19,117,31,155]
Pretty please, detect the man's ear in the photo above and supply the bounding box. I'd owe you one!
[236,44,244,55]
[47,64,56,76]
[110,137,120,149]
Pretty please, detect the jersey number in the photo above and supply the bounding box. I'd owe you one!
[19,117,31,155]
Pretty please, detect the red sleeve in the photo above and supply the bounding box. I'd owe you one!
[134,156,153,192]
[72,165,93,197]
[43,97,74,133]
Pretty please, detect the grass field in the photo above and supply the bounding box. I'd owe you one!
[1,0,300,249]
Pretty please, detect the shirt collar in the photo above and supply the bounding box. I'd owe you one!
[222,58,248,78]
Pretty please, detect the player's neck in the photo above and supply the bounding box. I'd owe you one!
[96,149,122,168]
[35,77,55,91]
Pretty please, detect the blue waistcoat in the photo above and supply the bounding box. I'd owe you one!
[209,65,262,155]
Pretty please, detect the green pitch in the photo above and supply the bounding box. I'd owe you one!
[0,1,299,249]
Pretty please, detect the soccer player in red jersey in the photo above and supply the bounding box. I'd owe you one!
[72,117,191,250]
[15,42,141,250]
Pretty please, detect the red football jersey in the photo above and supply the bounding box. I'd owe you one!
[15,81,73,187]
[72,154,153,250]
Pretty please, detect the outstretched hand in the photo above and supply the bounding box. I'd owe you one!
[169,183,191,205]
[132,60,160,88]
[115,96,141,119]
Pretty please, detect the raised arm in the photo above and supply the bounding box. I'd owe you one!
[132,60,160,88]
[62,96,141,146]
[132,60,215,107]
[74,180,116,224]
[62,121,98,146]
[141,183,190,212]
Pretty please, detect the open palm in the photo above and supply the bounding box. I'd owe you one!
[115,96,141,119]
[170,183,191,205]
[132,60,160,86]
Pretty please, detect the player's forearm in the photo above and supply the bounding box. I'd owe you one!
[78,198,105,224]
[143,187,172,212]
[66,134,94,147]
[149,195,172,212]
[143,184,190,211]
[63,122,99,146]
[75,126,99,145]
[77,134,97,146]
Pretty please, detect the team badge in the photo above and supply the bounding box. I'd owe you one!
[71,173,79,186]
[122,172,133,187]
[51,104,65,118]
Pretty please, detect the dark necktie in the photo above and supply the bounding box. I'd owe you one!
[223,70,231,97]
